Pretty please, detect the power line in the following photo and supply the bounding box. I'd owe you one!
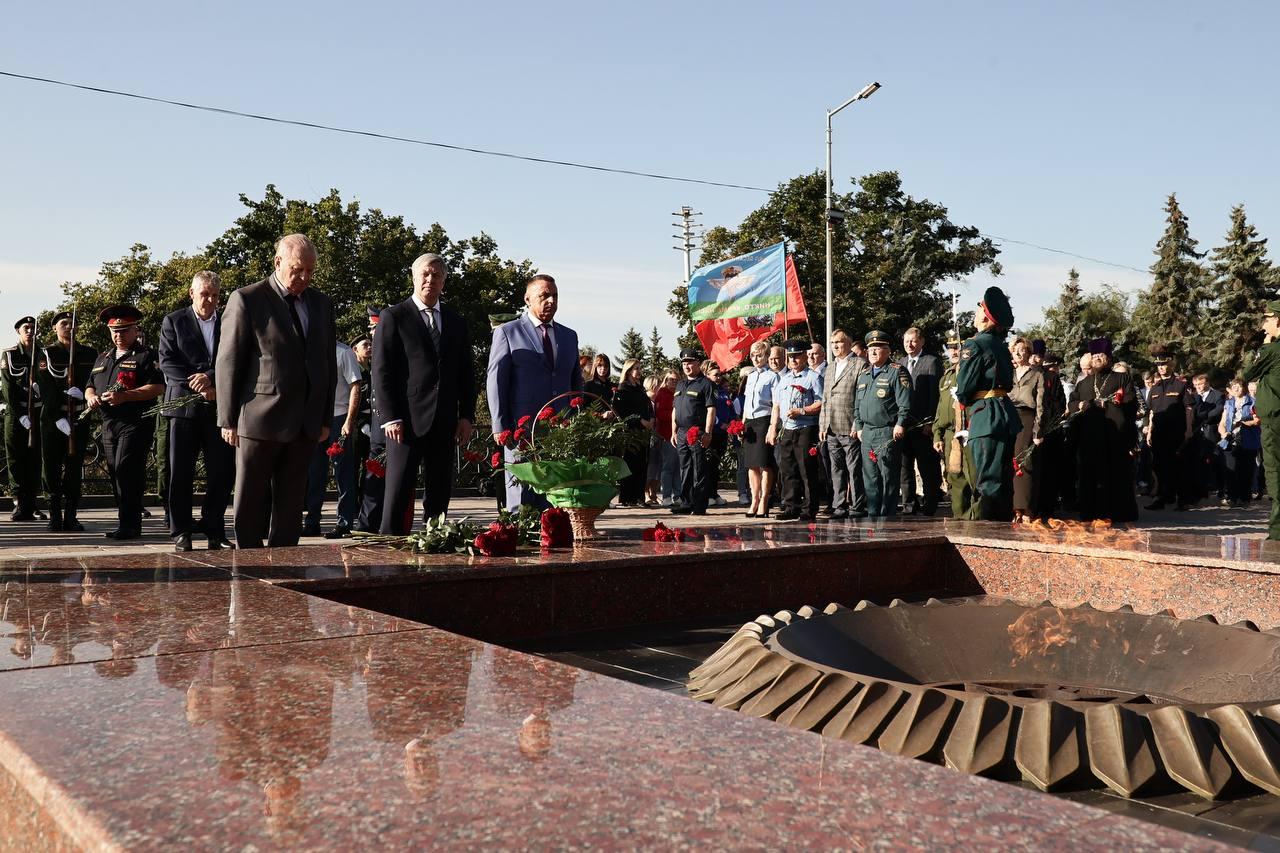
[0,69,1152,275]
[0,70,773,193]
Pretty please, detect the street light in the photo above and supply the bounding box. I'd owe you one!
[825,81,880,349]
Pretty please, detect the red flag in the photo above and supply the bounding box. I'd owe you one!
[695,256,808,371]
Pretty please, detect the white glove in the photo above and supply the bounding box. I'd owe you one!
[65,387,84,400]
[955,429,969,445]
[56,418,71,436]
[18,415,31,430]
[361,424,370,436]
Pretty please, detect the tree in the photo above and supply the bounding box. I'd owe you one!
[614,327,646,373]
[1205,205,1278,371]
[670,171,1000,348]
[1024,268,1087,360]
[645,326,669,377]
[1130,194,1210,362]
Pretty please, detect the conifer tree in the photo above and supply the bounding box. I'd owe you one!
[1037,268,1089,359]
[1131,193,1209,360]
[614,327,647,373]
[1206,205,1277,370]
[645,326,668,377]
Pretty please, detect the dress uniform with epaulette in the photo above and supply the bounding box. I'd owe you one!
[86,305,164,539]
[38,310,98,530]
[2,317,43,520]
[853,331,912,517]
[773,339,825,520]
[1144,344,1196,510]
[933,339,975,519]
[1244,299,1280,540]
[671,347,716,515]
[954,286,1022,521]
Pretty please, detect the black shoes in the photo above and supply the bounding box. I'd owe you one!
[775,510,800,521]
[10,509,35,522]
[798,513,815,522]
[302,522,322,537]
[174,533,193,552]
[1145,500,1167,510]
[850,509,869,519]
[670,505,693,515]
[830,508,849,519]
[324,525,352,540]
[206,535,234,550]
[105,528,141,541]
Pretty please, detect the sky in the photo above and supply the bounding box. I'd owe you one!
[2,0,1278,353]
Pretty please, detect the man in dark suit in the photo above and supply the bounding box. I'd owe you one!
[486,274,581,511]
[374,254,476,534]
[356,305,388,532]
[216,234,337,548]
[159,271,235,551]
[898,326,943,514]
[1192,373,1226,502]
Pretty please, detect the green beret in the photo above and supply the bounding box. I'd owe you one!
[980,286,1014,329]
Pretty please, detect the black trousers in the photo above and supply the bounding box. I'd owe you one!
[675,426,712,511]
[381,419,455,535]
[899,425,942,512]
[167,415,234,539]
[619,433,648,505]
[233,433,313,548]
[778,426,820,516]
[1226,444,1258,503]
[357,429,386,532]
[41,417,90,510]
[101,417,154,533]
[1150,425,1194,505]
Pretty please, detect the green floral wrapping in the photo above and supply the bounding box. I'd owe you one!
[505,457,631,508]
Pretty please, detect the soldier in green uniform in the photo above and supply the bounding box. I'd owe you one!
[932,339,975,518]
[2,316,43,521]
[954,286,1021,521]
[38,310,97,531]
[853,330,912,517]
[1243,300,1280,540]
[85,306,164,540]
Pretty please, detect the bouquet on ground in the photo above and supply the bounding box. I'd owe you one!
[349,505,572,555]
[501,393,648,510]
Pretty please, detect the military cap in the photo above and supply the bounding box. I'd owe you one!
[367,304,386,327]
[1031,339,1046,357]
[99,305,142,330]
[1265,300,1280,316]
[1150,344,1174,364]
[944,338,961,350]
[864,330,892,348]
[488,312,518,329]
[350,335,370,349]
[678,347,703,362]
[1086,337,1113,356]
[979,286,1014,329]
[1042,352,1062,366]
[51,311,72,325]
[13,316,34,331]
[783,338,810,356]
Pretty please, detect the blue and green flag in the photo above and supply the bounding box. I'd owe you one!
[687,242,787,321]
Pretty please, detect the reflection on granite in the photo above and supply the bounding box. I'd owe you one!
[0,629,1211,849]
[0,575,423,673]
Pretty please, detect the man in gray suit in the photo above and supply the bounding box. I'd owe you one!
[486,274,582,511]
[216,234,337,547]
[818,329,868,518]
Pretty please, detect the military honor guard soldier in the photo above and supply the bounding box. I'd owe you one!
[670,348,716,516]
[768,339,824,521]
[85,306,164,539]
[954,287,1022,521]
[1144,345,1196,511]
[1243,300,1280,540]
[38,311,98,530]
[2,316,43,520]
[852,331,911,517]
[933,338,975,519]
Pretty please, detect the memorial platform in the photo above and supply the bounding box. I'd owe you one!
[1,517,1278,848]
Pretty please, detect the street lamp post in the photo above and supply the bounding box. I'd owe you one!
[824,81,880,349]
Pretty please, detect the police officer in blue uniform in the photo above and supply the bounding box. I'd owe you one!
[84,306,164,539]
[768,339,824,521]
[853,330,912,517]
[670,348,716,515]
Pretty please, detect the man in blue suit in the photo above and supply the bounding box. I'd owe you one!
[486,274,581,510]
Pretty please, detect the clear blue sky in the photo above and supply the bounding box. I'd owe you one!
[2,0,1277,352]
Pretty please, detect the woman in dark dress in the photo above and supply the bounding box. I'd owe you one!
[613,359,654,506]
[583,354,614,406]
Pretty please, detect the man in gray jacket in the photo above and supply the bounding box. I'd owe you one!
[216,234,337,548]
[818,329,867,518]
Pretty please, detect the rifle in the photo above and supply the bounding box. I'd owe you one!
[67,305,77,456]
[26,317,36,448]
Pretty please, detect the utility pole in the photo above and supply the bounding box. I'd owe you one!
[673,206,702,334]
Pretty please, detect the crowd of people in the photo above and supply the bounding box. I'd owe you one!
[6,238,1280,549]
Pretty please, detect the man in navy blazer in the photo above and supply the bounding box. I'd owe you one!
[486,274,582,510]
[373,254,476,533]
[158,271,235,551]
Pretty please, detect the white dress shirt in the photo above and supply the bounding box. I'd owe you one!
[193,308,217,357]
[530,317,556,360]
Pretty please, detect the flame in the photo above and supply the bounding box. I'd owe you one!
[1006,606,1119,667]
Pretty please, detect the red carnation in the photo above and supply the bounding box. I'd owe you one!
[474,521,519,557]
[726,419,745,437]
[517,415,532,428]
[570,396,585,408]
[513,427,528,442]
[364,458,386,478]
[537,407,555,421]
[686,426,701,445]
[539,508,573,548]
[1113,388,1125,405]
[325,442,344,458]
[868,448,878,463]
[808,446,818,457]
[116,370,137,390]
[791,384,805,392]
[643,521,675,542]
[495,429,513,446]
[490,451,502,468]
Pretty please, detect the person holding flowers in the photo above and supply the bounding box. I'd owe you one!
[85,305,164,539]
[670,348,716,516]
[1069,337,1139,522]
[768,339,825,521]
[851,331,910,518]
[1008,337,1047,523]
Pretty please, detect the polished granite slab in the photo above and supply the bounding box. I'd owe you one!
[0,625,1215,850]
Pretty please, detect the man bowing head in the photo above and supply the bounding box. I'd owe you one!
[486,274,581,511]
[374,253,476,534]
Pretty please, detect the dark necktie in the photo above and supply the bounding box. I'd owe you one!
[284,293,306,343]
[540,324,554,369]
